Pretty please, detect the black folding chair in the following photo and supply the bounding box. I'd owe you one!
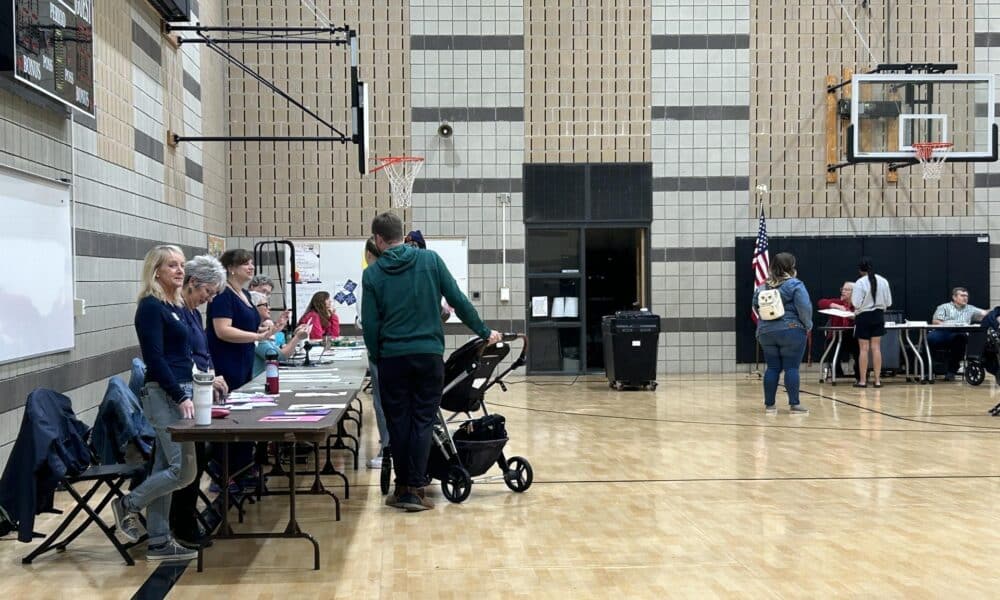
[22,461,148,565]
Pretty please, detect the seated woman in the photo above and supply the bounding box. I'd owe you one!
[300,291,340,339]
[250,291,309,376]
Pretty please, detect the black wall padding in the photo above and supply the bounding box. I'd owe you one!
[524,163,652,223]
[734,234,990,364]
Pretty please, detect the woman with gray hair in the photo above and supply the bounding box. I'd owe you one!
[171,254,228,546]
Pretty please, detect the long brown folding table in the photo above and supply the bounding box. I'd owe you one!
[168,359,367,571]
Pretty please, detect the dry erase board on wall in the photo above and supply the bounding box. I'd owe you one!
[285,238,469,328]
[0,166,74,364]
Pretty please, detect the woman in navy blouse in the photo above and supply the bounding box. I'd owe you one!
[208,249,282,390]
[111,245,199,561]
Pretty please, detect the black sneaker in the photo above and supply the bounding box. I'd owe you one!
[789,405,809,415]
[147,540,198,561]
[111,497,145,543]
[175,527,213,549]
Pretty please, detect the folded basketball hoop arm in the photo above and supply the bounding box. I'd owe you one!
[163,24,365,163]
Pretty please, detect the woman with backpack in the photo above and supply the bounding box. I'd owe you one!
[753,252,813,415]
[850,257,893,388]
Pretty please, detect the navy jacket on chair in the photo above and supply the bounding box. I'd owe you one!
[92,377,155,465]
[0,389,91,542]
[128,357,146,400]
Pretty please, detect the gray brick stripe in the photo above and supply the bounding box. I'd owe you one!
[652,34,749,50]
[185,157,203,183]
[414,178,522,194]
[75,229,208,262]
[469,248,525,264]
[134,129,164,163]
[661,317,734,332]
[652,247,735,262]
[411,35,524,50]
[132,20,162,64]
[412,106,523,122]
[182,70,201,100]
[653,176,749,192]
[0,346,139,414]
[653,105,749,120]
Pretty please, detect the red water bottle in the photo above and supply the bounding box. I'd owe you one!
[265,351,280,394]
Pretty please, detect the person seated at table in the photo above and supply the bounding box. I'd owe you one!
[249,274,274,298]
[300,291,340,339]
[817,281,859,381]
[929,287,988,381]
[250,291,309,376]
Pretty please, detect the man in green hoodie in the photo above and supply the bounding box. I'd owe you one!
[362,212,501,512]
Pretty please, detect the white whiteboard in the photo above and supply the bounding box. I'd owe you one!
[0,167,74,363]
[284,238,469,327]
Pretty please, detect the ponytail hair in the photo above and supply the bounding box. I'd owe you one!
[766,252,797,286]
[858,256,878,299]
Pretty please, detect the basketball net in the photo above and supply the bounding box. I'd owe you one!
[912,142,953,180]
[371,156,424,208]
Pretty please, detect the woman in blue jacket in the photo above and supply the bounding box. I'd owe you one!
[753,252,813,415]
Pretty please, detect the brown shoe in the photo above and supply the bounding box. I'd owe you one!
[385,486,406,508]
[398,486,434,512]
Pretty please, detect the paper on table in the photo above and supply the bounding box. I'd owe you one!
[288,403,347,411]
[531,296,548,318]
[259,414,326,423]
[294,392,348,398]
[819,308,854,318]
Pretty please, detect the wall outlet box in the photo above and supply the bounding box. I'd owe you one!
[74,298,86,317]
[499,287,511,302]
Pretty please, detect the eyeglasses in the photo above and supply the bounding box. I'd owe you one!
[257,303,269,309]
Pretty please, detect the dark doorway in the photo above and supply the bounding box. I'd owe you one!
[586,228,643,371]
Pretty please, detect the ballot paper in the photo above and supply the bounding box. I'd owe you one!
[288,403,348,411]
[294,392,348,398]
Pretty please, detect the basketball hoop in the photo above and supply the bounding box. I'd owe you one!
[911,142,953,180]
[371,156,424,208]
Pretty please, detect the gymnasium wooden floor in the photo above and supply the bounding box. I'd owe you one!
[5,370,1000,599]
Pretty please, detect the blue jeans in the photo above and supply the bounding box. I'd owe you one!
[123,383,197,545]
[369,360,389,452]
[759,327,808,407]
[927,329,968,374]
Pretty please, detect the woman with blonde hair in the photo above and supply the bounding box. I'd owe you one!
[752,252,813,415]
[111,245,199,561]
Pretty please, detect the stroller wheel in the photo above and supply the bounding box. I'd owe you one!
[503,456,533,493]
[965,361,986,386]
[379,453,393,495]
[441,466,472,503]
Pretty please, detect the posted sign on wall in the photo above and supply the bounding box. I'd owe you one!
[1,0,94,116]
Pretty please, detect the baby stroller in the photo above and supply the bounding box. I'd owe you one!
[380,333,533,503]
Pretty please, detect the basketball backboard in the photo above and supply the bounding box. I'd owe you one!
[349,31,369,174]
[850,73,995,160]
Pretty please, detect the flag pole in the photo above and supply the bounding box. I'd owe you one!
[749,184,769,379]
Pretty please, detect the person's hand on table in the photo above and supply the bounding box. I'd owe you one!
[178,398,195,419]
[212,376,229,397]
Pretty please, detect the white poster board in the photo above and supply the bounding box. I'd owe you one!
[285,238,469,328]
[0,167,74,363]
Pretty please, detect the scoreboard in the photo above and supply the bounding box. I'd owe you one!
[1,0,94,116]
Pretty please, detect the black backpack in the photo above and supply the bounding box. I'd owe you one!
[453,414,507,442]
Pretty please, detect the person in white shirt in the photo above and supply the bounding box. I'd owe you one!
[851,257,893,388]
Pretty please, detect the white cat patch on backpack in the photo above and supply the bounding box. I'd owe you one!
[757,288,785,320]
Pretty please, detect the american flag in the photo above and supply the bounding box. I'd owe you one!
[751,204,769,323]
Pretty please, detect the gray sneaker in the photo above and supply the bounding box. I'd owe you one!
[789,405,809,415]
[111,496,145,543]
[147,539,198,562]
[764,406,777,416]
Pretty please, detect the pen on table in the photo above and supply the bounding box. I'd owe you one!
[232,419,239,424]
